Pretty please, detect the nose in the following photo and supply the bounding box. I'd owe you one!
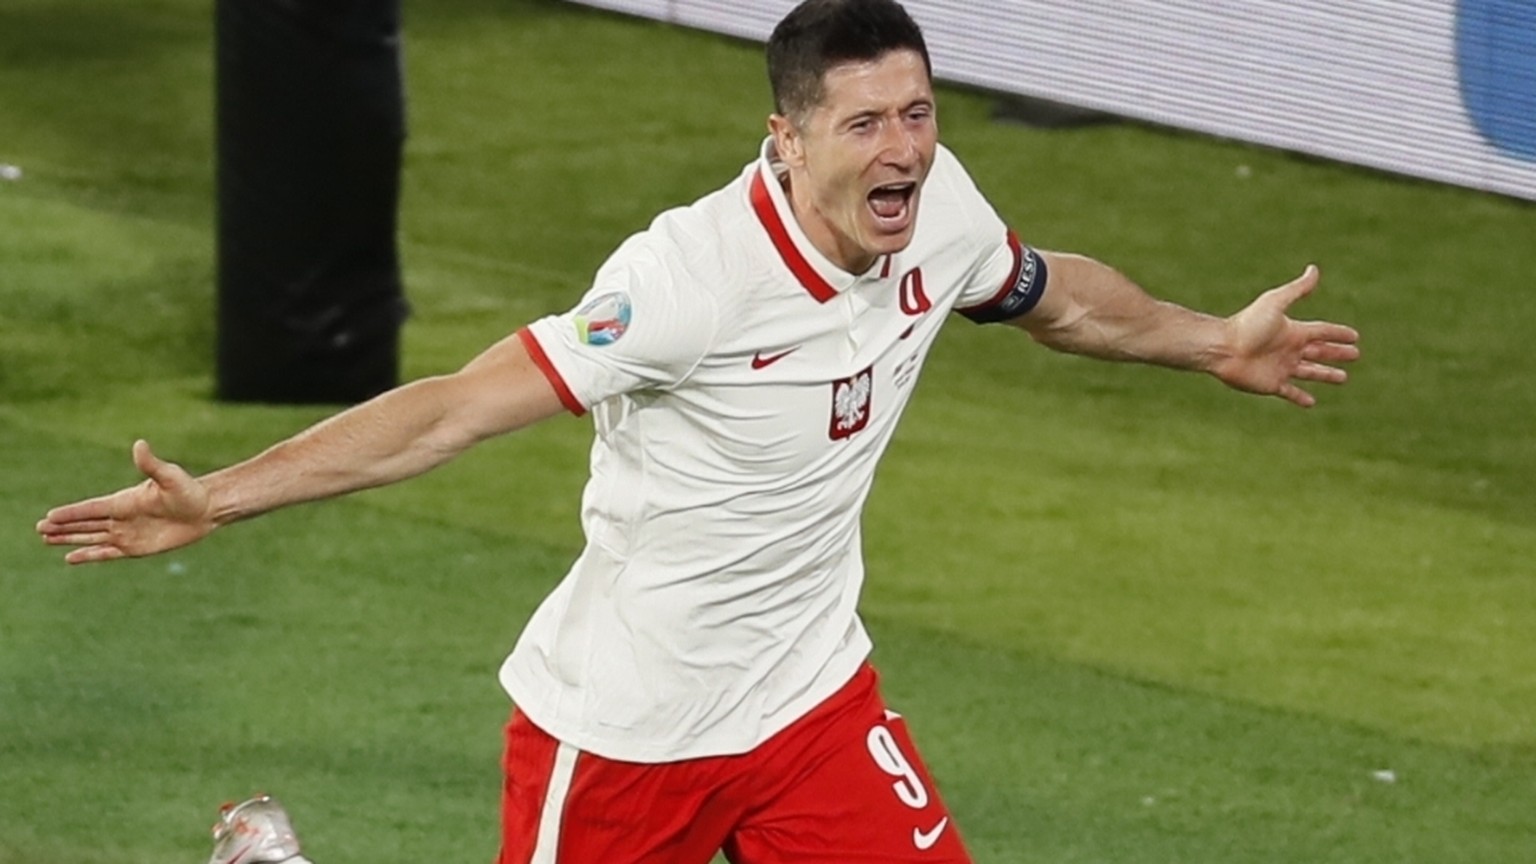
[879,119,919,168]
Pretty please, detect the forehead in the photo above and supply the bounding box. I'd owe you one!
[816,49,932,114]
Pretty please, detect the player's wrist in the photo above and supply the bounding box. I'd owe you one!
[198,470,249,530]
[1193,314,1240,378]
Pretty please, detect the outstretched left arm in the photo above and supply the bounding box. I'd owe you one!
[1014,253,1360,408]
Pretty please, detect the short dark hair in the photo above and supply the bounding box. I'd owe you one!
[767,0,931,121]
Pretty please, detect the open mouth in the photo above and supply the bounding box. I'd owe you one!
[867,181,917,229]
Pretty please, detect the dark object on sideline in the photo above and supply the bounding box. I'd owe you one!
[215,0,409,404]
[990,94,1115,130]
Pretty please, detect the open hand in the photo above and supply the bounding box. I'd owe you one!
[36,440,215,564]
[1213,265,1361,407]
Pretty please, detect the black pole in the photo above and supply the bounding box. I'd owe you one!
[215,0,408,404]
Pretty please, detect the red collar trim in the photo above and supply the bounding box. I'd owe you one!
[750,169,839,304]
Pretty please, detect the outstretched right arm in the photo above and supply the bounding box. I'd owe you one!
[37,331,567,564]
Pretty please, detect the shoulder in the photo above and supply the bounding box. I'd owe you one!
[583,186,754,356]
[915,143,1008,257]
[926,143,986,203]
[591,231,718,337]
[611,168,760,303]
[925,144,998,223]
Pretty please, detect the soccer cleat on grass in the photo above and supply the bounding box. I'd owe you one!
[208,795,305,864]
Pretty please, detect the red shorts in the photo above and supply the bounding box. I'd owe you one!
[497,663,972,864]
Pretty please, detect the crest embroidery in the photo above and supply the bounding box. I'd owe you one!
[829,366,874,440]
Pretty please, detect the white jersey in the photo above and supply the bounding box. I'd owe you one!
[500,138,1047,762]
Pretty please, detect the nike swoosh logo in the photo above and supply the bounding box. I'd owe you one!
[913,816,949,851]
[751,347,799,369]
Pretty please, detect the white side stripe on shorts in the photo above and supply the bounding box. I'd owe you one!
[530,742,580,864]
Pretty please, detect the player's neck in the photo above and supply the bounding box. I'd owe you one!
[780,174,877,276]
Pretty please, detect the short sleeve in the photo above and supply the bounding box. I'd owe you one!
[930,145,1049,324]
[954,230,1049,324]
[521,238,718,415]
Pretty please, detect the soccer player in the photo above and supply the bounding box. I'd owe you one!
[37,1,1360,861]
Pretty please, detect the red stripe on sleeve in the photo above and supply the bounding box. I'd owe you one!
[517,328,586,417]
[958,229,1024,313]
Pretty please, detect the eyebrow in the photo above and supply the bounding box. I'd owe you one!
[838,98,934,126]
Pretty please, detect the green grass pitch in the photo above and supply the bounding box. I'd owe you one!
[2,0,1534,861]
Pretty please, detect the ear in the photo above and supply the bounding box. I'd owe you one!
[768,113,806,169]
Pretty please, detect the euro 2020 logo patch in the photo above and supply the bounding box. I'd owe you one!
[574,291,632,346]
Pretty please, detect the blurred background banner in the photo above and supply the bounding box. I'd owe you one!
[569,0,1536,202]
[215,0,409,404]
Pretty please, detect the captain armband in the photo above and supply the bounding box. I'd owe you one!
[959,243,1049,324]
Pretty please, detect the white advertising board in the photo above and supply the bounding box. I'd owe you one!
[568,0,1536,201]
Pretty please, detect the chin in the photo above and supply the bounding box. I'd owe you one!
[859,211,919,258]
[868,229,916,257]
